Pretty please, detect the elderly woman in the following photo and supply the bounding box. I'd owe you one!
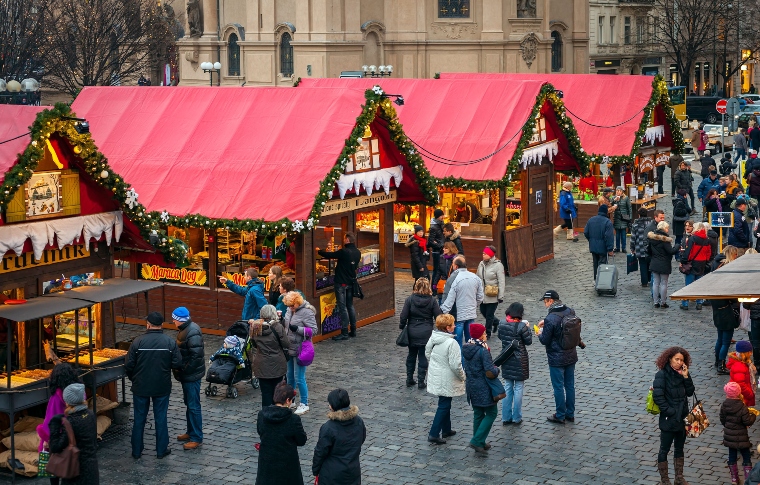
[648,221,678,309]
[556,181,578,241]
[256,382,307,485]
[399,277,442,389]
[250,305,289,407]
[283,291,317,416]
[48,383,99,485]
[612,186,632,252]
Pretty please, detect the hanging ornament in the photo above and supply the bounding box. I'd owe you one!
[100,170,109,179]
[125,188,139,209]
[73,146,82,154]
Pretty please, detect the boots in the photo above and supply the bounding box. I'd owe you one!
[553,225,563,237]
[566,229,577,241]
[744,465,752,483]
[728,463,739,484]
[714,356,721,368]
[405,374,416,387]
[417,369,427,389]
[674,457,689,485]
[718,360,731,375]
[657,461,672,485]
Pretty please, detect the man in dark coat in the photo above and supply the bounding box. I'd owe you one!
[312,389,367,485]
[674,161,696,210]
[669,153,684,196]
[729,200,751,249]
[256,384,308,485]
[699,149,716,178]
[583,205,614,280]
[428,209,446,295]
[317,232,362,341]
[172,307,205,450]
[443,222,464,255]
[126,312,183,459]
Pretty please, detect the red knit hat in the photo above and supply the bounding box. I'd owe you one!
[469,323,486,340]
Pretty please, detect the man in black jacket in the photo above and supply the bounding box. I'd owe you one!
[317,232,362,341]
[126,312,183,459]
[428,209,446,295]
[172,306,205,450]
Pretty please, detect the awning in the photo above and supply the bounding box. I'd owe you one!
[42,278,164,304]
[0,297,91,323]
[671,253,760,300]
[0,105,48,185]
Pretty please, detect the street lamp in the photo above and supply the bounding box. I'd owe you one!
[200,61,222,86]
[362,65,393,77]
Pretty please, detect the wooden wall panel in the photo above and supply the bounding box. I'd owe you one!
[503,225,536,276]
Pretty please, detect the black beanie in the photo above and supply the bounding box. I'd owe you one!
[327,388,350,410]
[506,302,524,319]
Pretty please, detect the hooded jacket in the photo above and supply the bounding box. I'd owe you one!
[497,319,532,381]
[476,257,506,304]
[462,343,500,407]
[558,189,577,219]
[538,303,578,367]
[225,278,268,320]
[256,405,307,485]
[445,230,464,255]
[652,364,695,433]
[440,268,483,321]
[680,229,713,276]
[729,207,751,248]
[284,301,318,358]
[173,320,206,383]
[727,353,756,406]
[251,320,289,379]
[720,398,757,449]
[584,206,615,254]
[126,329,183,397]
[312,406,366,485]
[424,330,465,397]
[427,218,445,253]
[647,231,678,274]
[405,237,429,280]
[399,293,441,347]
[630,216,653,258]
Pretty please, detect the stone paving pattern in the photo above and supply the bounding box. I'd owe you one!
[7,163,748,484]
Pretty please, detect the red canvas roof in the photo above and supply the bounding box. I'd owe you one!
[0,105,48,183]
[298,78,579,179]
[441,73,666,157]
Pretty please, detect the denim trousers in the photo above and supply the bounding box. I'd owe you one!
[728,447,752,465]
[287,359,308,406]
[406,345,428,376]
[549,364,575,420]
[716,328,735,360]
[334,283,356,333]
[429,396,452,438]
[480,303,498,336]
[454,319,474,348]
[131,393,170,457]
[502,379,524,422]
[615,229,627,251]
[638,256,650,286]
[681,273,703,306]
[735,148,747,163]
[181,380,203,443]
[431,252,442,294]
[751,318,760,365]
[658,430,687,462]
[652,272,669,304]
[471,405,498,447]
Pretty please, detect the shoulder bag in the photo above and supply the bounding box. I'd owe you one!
[684,392,709,438]
[46,417,80,479]
[396,324,410,347]
[272,322,292,361]
[645,385,660,415]
[679,244,706,275]
[493,321,521,367]
[480,263,499,298]
[296,327,315,366]
[351,277,364,300]
[436,264,453,294]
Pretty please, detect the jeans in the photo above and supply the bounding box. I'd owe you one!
[750,318,760,365]
[716,328,735,360]
[480,303,498,337]
[652,272,669,304]
[259,376,283,407]
[502,379,524,422]
[681,273,703,307]
[334,284,356,333]
[549,364,575,420]
[658,430,687,462]
[471,405,498,447]
[431,252,442,294]
[287,359,308,406]
[181,380,203,443]
[728,447,752,465]
[454,319,473,348]
[615,229,627,251]
[638,256,650,286]
[592,252,608,280]
[429,396,452,438]
[406,345,428,377]
[131,394,170,457]
[735,148,747,164]
[657,165,666,194]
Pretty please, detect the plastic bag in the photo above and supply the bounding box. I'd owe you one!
[646,388,660,415]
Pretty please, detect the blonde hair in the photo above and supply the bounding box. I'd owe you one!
[657,221,670,232]
[413,277,433,296]
[737,351,753,363]
[435,314,455,331]
[283,291,304,308]
[692,222,703,232]
[562,181,573,191]
[746,248,758,254]
[724,245,740,264]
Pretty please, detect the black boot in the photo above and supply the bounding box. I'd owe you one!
[417,369,427,389]
[714,356,721,368]
[718,360,730,375]
[332,330,349,341]
[406,374,416,387]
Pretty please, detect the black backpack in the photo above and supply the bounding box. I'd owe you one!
[558,312,582,350]
[673,199,688,218]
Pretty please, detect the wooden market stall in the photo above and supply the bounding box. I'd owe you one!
[672,253,760,300]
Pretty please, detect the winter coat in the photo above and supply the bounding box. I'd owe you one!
[720,398,756,449]
[251,320,289,379]
[256,405,307,485]
[708,229,720,263]
[674,168,693,191]
[399,294,441,348]
[37,389,65,452]
[497,319,532,381]
[226,278,268,320]
[583,207,614,255]
[438,253,456,281]
[440,268,458,320]
[727,353,756,406]
[735,133,749,151]
[49,409,99,485]
[652,364,695,433]
[476,258,506,304]
[711,298,740,331]
[427,219,445,253]
[462,343,500,408]
[440,268,483,321]
[743,299,760,321]
[680,229,713,276]
[284,301,318,358]
[698,176,722,200]
[317,243,361,285]
[405,237,429,280]
[173,320,205,383]
[647,231,678,275]
[612,195,632,230]
[750,172,760,198]
[700,155,715,177]
[704,196,723,213]
[672,196,691,236]
[538,303,578,368]
[630,216,653,258]
[126,329,183,397]
[445,230,464,255]
[729,208,751,248]
[312,406,366,485]
[424,330,465,397]
[558,189,577,219]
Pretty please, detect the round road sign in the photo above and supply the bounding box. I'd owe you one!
[716,99,728,114]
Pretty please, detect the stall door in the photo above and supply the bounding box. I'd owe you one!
[527,162,554,262]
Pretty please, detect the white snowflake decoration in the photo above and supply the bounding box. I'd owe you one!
[307,218,315,229]
[160,211,170,223]
[292,220,304,232]
[372,85,383,96]
[125,189,139,209]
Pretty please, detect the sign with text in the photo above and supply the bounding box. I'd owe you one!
[0,244,90,274]
[140,264,208,286]
[319,291,342,335]
[709,212,734,228]
[321,191,397,217]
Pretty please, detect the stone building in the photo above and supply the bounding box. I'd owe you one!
[178,0,590,86]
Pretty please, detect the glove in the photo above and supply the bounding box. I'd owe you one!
[498,299,503,304]
[289,324,298,332]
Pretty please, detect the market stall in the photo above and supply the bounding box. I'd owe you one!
[671,253,760,301]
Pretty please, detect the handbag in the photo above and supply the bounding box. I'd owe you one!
[493,339,519,367]
[646,387,660,415]
[684,393,709,438]
[37,451,53,478]
[351,278,364,300]
[396,324,410,347]
[486,374,506,402]
[484,285,499,297]
[626,253,639,274]
[296,327,314,366]
[46,417,80,479]
[679,244,706,275]
[436,264,453,294]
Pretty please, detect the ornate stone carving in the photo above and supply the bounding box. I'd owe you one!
[186,0,203,38]
[430,22,478,39]
[520,33,539,67]
[517,0,537,18]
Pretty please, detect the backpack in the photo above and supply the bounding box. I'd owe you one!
[558,312,582,350]
[673,199,688,218]
[701,131,709,146]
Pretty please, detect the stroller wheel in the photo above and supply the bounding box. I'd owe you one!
[251,378,260,389]
[204,388,210,396]
[231,387,239,399]
[226,387,233,398]
[211,386,218,396]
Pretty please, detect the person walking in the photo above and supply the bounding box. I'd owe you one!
[443,222,464,255]
[721,381,757,484]
[583,204,615,280]
[317,232,361,341]
[311,389,366,485]
[406,224,430,282]
[425,314,466,445]
[477,245,505,338]
[612,187,632,252]
[690,126,704,156]
[648,221,678,309]
[428,209,446,295]
[48,383,99,485]
[250,305,289,406]
[679,222,712,311]
[440,256,484,347]
[735,128,749,164]
[125,312,183,459]
[700,149,716,179]
[399,277,441,389]
[555,181,578,241]
[461,323,499,453]
[437,241,459,300]
[171,307,205,450]
[727,341,756,407]
[255,382,307,485]
[283,293,317,415]
[674,161,696,210]
[630,208,653,287]
[670,153,685,197]
[729,199,751,251]
[652,346,695,485]
[537,290,580,424]
[698,171,722,212]
[37,364,80,485]
[219,268,268,320]
[672,190,692,246]
[713,298,741,375]
[497,303,532,425]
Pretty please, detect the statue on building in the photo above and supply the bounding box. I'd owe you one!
[517,0,537,18]
[187,0,203,38]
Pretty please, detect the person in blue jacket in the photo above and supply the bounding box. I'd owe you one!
[583,204,615,280]
[729,199,751,249]
[555,181,578,242]
[218,268,268,320]
[698,170,722,209]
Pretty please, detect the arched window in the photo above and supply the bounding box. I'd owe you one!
[228,33,240,76]
[551,31,563,72]
[280,32,293,77]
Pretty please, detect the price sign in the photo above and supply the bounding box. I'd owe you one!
[709,212,734,228]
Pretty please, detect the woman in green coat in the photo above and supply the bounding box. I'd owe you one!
[612,186,632,252]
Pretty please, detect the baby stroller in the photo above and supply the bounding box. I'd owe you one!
[204,320,260,398]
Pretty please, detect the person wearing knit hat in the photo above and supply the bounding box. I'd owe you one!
[49,383,100,483]
[312,389,367,484]
[428,209,446,296]
[477,246,505,338]
[208,335,245,368]
[406,224,430,282]
[497,302,532,425]
[63,383,86,410]
[727,341,756,409]
[172,306,206,450]
[584,201,615,280]
[720,380,757,483]
[461,322,501,452]
[725,381,742,400]
[556,180,579,242]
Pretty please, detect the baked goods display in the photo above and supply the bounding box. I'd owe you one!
[66,348,127,366]
[355,211,380,232]
[0,368,52,388]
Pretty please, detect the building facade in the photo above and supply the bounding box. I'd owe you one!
[177,0,590,86]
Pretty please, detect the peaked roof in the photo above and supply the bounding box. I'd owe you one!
[0,105,49,183]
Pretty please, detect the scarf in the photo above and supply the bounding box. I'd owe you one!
[65,403,88,414]
[751,362,758,387]
[467,338,489,351]
[413,234,427,252]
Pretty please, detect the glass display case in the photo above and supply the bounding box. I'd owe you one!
[435,189,496,239]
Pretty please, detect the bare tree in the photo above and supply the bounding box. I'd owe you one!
[0,0,47,80]
[713,0,760,95]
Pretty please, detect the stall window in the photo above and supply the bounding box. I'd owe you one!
[436,189,494,238]
[504,181,523,231]
[356,208,384,277]
[394,203,422,243]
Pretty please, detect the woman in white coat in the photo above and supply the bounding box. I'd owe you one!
[425,314,466,445]
[477,245,506,338]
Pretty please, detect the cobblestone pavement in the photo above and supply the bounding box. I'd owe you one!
[10,172,748,484]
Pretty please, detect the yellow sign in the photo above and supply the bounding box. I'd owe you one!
[319,292,341,334]
[140,264,208,286]
[0,245,90,274]
[321,191,397,216]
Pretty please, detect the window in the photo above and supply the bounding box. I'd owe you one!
[636,17,645,44]
[438,0,470,18]
[609,16,616,44]
[551,31,563,72]
[598,16,604,45]
[280,32,293,77]
[228,33,240,76]
[624,17,631,45]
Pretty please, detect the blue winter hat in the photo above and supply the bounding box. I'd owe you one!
[737,340,753,353]
[598,204,608,215]
[171,307,190,322]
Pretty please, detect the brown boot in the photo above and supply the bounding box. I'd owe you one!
[657,461,672,485]
[674,457,689,485]
[176,433,190,441]
[183,441,202,450]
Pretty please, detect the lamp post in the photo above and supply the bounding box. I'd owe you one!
[200,62,222,86]
[361,65,393,77]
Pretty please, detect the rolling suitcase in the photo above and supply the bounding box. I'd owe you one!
[595,254,618,296]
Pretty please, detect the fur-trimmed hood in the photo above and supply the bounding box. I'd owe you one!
[449,230,461,240]
[647,231,673,243]
[327,405,360,423]
[404,237,419,248]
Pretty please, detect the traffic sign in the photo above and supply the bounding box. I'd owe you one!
[709,212,734,228]
[716,99,728,114]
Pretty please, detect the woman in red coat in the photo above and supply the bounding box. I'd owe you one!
[727,340,756,406]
